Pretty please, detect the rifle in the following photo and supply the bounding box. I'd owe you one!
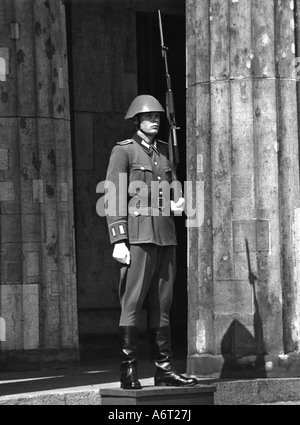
[245,238,257,287]
[158,10,180,181]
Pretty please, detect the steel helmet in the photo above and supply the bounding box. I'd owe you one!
[125,95,165,120]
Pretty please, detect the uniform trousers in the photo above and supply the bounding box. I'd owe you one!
[119,244,176,329]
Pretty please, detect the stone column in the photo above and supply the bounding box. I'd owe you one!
[186,0,300,378]
[0,0,78,368]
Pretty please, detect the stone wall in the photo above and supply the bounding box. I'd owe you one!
[0,0,78,369]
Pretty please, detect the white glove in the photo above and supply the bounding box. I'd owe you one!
[171,197,185,216]
[112,242,131,265]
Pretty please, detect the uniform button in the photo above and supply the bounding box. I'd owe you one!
[133,211,140,216]
[140,166,145,171]
[157,176,161,180]
[154,161,158,165]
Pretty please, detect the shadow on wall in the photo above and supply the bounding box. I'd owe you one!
[220,238,267,379]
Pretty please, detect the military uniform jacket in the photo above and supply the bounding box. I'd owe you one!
[105,132,177,246]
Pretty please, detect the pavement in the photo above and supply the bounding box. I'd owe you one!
[0,352,193,405]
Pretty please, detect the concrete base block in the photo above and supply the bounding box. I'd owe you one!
[100,384,216,405]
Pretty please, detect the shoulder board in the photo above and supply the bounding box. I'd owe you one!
[156,139,168,145]
[116,139,133,146]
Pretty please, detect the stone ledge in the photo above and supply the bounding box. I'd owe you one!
[0,389,101,405]
[214,377,300,405]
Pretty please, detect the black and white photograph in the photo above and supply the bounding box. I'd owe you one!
[0,0,300,409]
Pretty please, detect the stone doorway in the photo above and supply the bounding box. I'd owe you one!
[65,0,187,360]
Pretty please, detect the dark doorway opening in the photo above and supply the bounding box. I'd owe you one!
[136,12,187,357]
[65,1,187,363]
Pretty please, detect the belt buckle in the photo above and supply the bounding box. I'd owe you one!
[158,189,165,210]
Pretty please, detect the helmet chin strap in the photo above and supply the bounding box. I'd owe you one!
[135,115,147,136]
[134,114,156,143]
[133,114,140,130]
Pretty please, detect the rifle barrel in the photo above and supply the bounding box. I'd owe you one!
[158,9,180,167]
[158,10,164,47]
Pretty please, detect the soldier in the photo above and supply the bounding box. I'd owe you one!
[104,95,198,389]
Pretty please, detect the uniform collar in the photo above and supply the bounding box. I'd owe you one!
[132,132,159,155]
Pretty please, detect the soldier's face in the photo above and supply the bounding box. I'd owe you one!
[139,113,160,136]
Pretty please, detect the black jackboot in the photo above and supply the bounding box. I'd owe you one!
[150,326,198,387]
[119,326,142,389]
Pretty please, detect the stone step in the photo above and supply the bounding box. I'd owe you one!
[213,377,300,405]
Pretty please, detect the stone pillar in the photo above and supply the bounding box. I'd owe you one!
[0,0,78,369]
[186,0,300,378]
